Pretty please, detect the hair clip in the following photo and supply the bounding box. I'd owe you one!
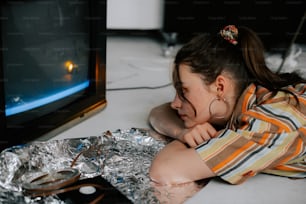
[220,25,238,45]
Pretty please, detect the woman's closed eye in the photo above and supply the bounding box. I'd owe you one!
[182,87,188,94]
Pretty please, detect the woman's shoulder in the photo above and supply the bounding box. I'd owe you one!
[235,83,305,132]
[238,83,306,112]
[248,82,306,102]
[287,83,306,96]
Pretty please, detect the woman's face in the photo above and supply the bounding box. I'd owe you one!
[171,64,216,128]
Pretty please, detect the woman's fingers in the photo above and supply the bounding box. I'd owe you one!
[184,123,218,147]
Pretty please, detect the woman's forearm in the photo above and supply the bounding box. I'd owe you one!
[148,102,185,139]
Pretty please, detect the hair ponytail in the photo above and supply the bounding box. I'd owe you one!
[238,26,305,91]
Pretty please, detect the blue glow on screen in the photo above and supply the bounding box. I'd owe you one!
[5,80,90,116]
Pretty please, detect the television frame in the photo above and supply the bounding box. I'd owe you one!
[0,0,107,151]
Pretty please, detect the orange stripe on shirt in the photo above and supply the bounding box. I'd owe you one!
[274,165,299,172]
[240,115,250,130]
[299,127,306,137]
[247,111,291,132]
[241,85,256,112]
[278,138,304,165]
[258,132,271,146]
[212,141,255,172]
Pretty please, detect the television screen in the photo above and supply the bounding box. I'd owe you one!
[0,0,107,151]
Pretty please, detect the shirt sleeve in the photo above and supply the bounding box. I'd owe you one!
[195,127,305,184]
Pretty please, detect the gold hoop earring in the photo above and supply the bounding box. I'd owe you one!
[208,96,229,119]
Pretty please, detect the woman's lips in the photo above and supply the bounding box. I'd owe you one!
[179,114,187,120]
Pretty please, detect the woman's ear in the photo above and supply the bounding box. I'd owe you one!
[215,75,226,96]
[215,74,236,99]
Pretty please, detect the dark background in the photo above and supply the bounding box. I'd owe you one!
[162,0,306,52]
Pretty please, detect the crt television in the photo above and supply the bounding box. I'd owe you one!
[0,0,107,151]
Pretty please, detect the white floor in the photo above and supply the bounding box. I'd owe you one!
[51,35,306,204]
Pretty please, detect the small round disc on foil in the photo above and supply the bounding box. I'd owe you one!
[79,186,97,195]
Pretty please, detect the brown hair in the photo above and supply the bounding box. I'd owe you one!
[173,26,305,109]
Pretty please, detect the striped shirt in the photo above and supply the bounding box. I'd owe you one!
[196,83,306,184]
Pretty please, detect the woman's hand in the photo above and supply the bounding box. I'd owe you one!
[177,122,217,147]
[148,103,218,147]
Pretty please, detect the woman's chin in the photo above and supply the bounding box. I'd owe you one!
[183,121,197,129]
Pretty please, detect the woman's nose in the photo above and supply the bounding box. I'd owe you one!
[170,93,181,110]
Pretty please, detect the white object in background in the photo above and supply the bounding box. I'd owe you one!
[265,44,303,73]
[107,0,164,30]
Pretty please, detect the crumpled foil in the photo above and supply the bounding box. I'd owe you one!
[0,128,206,204]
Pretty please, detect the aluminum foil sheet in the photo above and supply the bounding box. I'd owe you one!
[0,128,206,203]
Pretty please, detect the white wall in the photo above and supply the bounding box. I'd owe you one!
[107,0,164,30]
